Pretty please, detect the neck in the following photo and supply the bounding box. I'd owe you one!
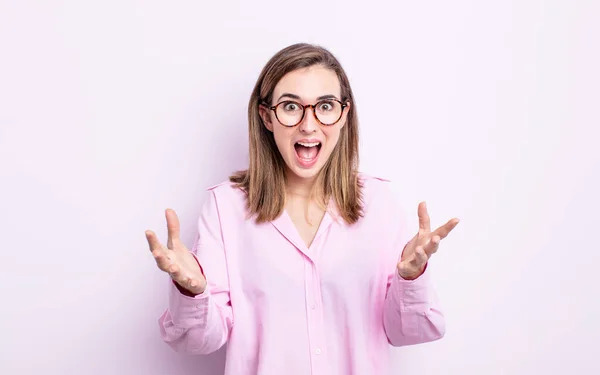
[285,170,320,200]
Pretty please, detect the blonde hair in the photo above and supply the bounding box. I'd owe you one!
[230,43,363,225]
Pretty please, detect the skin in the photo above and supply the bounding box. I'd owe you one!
[259,65,350,247]
[145,209,205,294]
[398,202,460,280]
[145,65,460,294]
[259,65,349,194]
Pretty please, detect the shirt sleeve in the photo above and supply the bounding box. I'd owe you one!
[157,190,233,355]
[375,179,446,346]
[383,263,446,346]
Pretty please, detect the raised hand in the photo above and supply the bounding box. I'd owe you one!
[397,202,460,280]
[145,209,206,295]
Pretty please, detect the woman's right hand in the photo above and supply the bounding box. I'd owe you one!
[145,208,207,295]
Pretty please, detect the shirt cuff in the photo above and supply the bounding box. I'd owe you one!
[168,279,211,328]
[168,253,210,327]
[389,266,432,313]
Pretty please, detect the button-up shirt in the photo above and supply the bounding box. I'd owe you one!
[158,174,445,375]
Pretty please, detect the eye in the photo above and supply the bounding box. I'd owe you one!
[282,101,301,112]
[317,101,335,111]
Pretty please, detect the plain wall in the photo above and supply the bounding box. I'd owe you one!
[1,0,598,374]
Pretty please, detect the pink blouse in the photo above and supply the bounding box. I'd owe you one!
[158,174,445,375]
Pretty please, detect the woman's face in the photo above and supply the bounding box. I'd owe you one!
[260,65,349,182]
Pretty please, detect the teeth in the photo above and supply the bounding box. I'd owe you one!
[297,141,320,147]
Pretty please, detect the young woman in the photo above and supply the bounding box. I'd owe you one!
[145,43,459,375]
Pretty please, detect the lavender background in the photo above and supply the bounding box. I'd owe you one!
[1,1,598,374]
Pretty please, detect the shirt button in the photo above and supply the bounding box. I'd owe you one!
[310,304,316,309]
[315,348,321,355]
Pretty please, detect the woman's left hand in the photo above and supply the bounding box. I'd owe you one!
[397,201,460,280]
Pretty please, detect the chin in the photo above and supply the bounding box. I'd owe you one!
[288,165,322,180]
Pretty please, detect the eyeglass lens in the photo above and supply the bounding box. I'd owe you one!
[275,100,343,126]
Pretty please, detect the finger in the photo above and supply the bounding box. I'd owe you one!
[170,267,201,293]
[418,201,431,233]
[412,246,429,268]
[145,230,163,253]
[165,263,186,282]
[433,218,460,240]
[398,246,428,277]
[181,276,204,295]
[186,276,202,291]
[423,235,440,256]
[165,208,181,249]
[152,250,172,272]
[172,268,190,286]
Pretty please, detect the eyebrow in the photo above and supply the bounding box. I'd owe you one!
[276,93,340,102]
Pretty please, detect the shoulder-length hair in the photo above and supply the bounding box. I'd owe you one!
[230,43,363,225]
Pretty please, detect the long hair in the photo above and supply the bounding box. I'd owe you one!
[230,43,363,225]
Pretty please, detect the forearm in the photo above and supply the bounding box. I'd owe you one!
[158,281,232,355]
[382,269,445,346]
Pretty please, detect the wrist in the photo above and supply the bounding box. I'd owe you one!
[398,263,426,280]
[173,280,199,296]
[173,253,207,296]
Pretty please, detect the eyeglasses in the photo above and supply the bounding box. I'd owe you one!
[265,99,348,127]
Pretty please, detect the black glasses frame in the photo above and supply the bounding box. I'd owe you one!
[265,99,348,127]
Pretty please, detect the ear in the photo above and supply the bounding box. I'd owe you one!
[259,104,274,132]
[339,101,351,128]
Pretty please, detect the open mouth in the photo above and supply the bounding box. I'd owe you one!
[294,141,322,167]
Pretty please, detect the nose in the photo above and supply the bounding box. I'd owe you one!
[298,105,318,133]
